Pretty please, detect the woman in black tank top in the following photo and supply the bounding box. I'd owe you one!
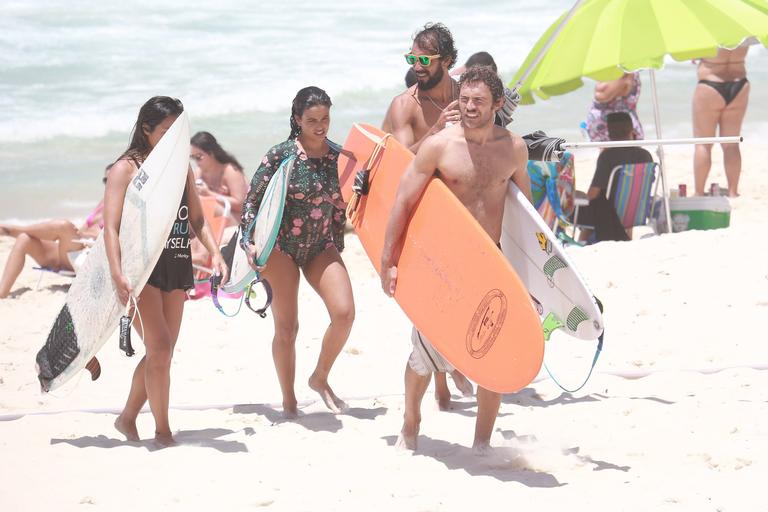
[147,189,194,292]
[103,97,228,446]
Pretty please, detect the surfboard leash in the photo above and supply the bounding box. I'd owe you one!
[118,294,144,357]
[543,296,604,394]
[210,273,272,318]
[346,133,391,224]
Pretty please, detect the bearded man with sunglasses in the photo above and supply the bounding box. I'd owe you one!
[383,22,474,410]
[383,23,462,154]
[381,65,531,455]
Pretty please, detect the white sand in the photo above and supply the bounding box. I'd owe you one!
[1,143,766,511]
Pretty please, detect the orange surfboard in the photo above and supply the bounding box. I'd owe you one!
[338,124,544,393]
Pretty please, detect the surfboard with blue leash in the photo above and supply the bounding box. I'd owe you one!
[211,156,295,316]
[502,181,604,391]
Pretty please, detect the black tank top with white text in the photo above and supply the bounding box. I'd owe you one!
[147,187,194,292]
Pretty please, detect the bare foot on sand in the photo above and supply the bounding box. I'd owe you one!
[396,423,419,451]
[282,401,299,420]
[114,415,139,442]
[472,441,493,457]
[451,370,474,397]
[435,390,451,411]
[308,374,347,413]
[154,431,177,448]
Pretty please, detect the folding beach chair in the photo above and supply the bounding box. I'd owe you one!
[190,195,231,299]
[572,162,659,237]
[526,151,576,233]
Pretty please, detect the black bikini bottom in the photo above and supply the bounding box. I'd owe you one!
[698,78,748,105]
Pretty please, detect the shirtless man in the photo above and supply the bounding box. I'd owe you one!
[381,65,532,454]
[382,22,473,408]
[383,22,461,154]
[693,46,750,197]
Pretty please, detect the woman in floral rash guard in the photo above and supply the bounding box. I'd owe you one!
[241,86,354,418]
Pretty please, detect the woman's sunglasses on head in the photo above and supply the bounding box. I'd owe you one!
[404,53,441,66]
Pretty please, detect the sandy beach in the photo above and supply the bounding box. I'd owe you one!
[1,142,767,511]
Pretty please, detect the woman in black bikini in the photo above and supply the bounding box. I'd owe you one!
[240,87,354,418]
[105,96,228,446]
[692,47,750,197]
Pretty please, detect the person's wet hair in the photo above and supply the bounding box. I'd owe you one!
[289,86,333,140]
[121,96,184,165]
[458,65,504,103]
[465,51,497,73]
[191,131,244,172]
[413,22,457,69]
[607,111,633,140]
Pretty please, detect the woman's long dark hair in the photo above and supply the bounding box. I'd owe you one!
[191,131,244,172]
[288,86,333,140]
[120,96,184,165]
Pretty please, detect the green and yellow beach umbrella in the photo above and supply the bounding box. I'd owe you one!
[511,0,768,233]
[512,0,768,104]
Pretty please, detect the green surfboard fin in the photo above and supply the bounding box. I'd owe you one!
[542,313,565,341]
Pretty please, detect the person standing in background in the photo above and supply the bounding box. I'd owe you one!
[585,72,644,142]
[692,47,750,198]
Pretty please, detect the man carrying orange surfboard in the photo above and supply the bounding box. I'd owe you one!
[382,22,473,409]
[381,65,532,454]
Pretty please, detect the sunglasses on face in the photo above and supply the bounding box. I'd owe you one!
[404,53,441,66]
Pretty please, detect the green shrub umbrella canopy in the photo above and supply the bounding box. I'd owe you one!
[512,0,768,105]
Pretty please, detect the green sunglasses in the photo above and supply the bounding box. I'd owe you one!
[404,53,441,66]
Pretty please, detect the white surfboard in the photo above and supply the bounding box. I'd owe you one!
[222,156,294,293]
[501,181,603,341]
[36,112,191,392]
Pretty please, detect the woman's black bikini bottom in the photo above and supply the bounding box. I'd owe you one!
[698,78,748,105]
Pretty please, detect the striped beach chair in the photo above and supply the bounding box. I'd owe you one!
[526,152,576,231]
[606,162,659,229]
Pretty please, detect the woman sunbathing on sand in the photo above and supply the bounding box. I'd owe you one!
[240,86,354,418]
[0,164,112,299]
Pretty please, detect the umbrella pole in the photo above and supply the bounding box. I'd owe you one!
[649,69,673,234]
[561,135,742,149]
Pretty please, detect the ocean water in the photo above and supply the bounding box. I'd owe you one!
[0,0,766,221]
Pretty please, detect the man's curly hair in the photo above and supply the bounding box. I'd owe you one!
[458,65,504,103]
[413,22,458,69]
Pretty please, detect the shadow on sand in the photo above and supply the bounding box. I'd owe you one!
[232,403,387,433]
[382,434,564,487]
[503,388,676,408]
[51,428,248,453]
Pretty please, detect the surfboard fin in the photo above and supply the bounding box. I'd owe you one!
[541,313,565,341]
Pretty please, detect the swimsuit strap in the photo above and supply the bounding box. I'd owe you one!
[85,202,104,228]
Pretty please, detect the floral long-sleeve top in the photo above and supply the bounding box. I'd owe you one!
[240,139,346,266]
